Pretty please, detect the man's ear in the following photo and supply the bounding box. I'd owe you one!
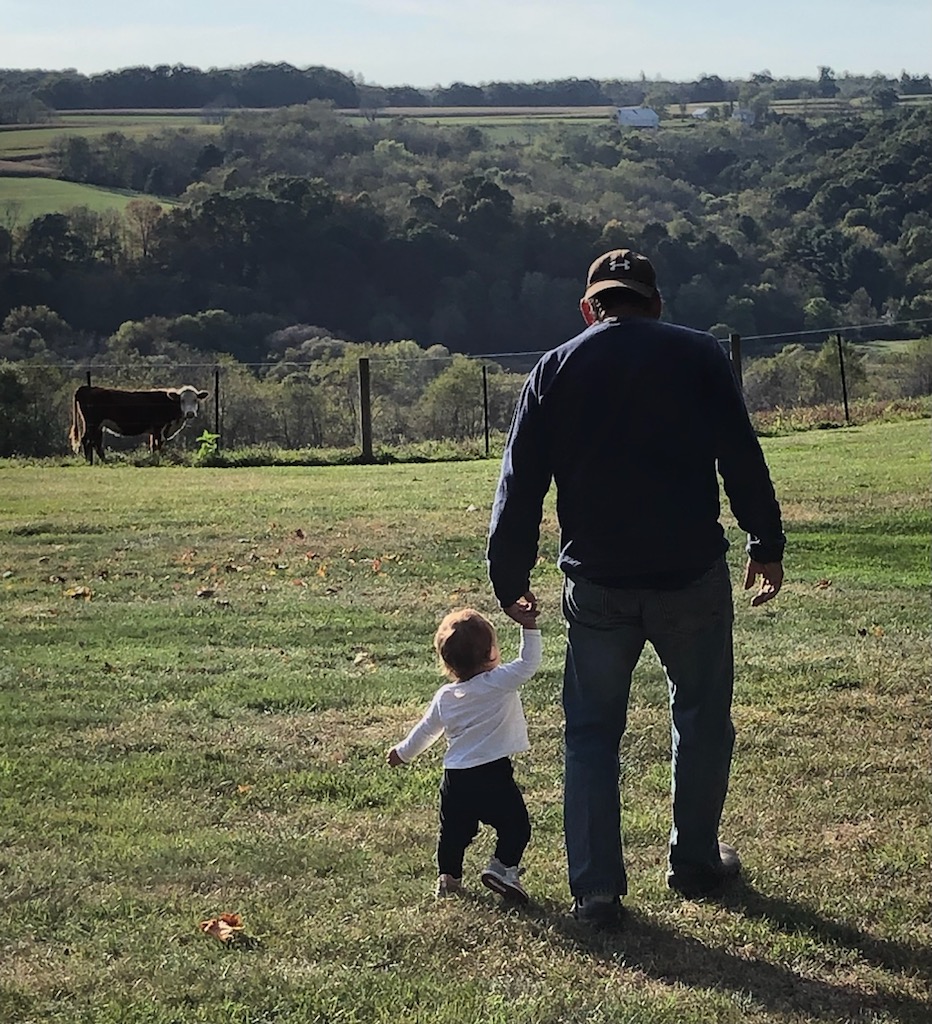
[579,297,597,326]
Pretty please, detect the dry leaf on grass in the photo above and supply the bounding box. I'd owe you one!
[199,912,244,943]
[65,585,93,600]
[196,587,215,598]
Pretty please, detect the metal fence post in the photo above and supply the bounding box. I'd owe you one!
[358,357,373,463]
[728,333,743,389]
[86,370,92,386]
[836,333,850,424]
[481,363,490,457]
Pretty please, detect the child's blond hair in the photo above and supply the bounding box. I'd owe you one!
[433,608,498,682]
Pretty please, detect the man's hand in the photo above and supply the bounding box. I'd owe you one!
[744,559,784,606]
[503,591,540,628]
[386,748,404,767]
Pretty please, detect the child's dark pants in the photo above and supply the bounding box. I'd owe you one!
[437,757,530,877]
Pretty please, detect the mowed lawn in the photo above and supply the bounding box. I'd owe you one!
[0,419,929,1024]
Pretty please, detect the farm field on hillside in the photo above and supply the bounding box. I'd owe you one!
[0,419,929,1023]
[0,177,177,219]
[0,117,216,158]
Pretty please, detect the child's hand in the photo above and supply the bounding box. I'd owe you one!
[503,591,540,628]
[386,747,404,767]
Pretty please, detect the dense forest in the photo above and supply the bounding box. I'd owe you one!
[1,99,931,363]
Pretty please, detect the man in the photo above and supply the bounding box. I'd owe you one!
[487,248,785,928]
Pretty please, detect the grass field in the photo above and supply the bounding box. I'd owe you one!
[0,419,929,1023]
[0,177,177,220]
[0,114,217,161]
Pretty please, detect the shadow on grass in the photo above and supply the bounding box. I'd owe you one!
[525,879,930,1023]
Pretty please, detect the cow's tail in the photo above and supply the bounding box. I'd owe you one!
[68,389,85,455]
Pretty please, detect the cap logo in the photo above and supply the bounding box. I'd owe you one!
[609,255,631,272]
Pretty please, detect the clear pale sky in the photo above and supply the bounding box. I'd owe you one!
[1,0,929,85]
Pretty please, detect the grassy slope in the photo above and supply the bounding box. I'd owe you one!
[0,177,177,218]
[0,419,929,1023]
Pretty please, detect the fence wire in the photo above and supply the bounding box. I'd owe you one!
[1,326,929,458]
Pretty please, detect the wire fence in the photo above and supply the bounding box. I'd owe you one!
[1,322,930,459]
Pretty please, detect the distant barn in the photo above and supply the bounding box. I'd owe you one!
[615,105,660,128]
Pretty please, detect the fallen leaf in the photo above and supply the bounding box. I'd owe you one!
[237,784,253,794]
[199,912,244,943]
[2,570,13,579]
[316,564,328,578]
[815,578,832,588]
[466,504,478,512]
[372,558,382,573]
[49,574,66,584]
[871,625,885,637]
[196,587,215,599]
[304,551,317,560]
[65,585,93,600]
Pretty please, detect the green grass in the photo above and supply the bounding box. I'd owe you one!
[0,419,929,1023]
[0,177,177,219]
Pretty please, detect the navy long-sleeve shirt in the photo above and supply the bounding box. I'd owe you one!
[487,316,785,607]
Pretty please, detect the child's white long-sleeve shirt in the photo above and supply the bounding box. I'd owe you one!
[395,629,542,769]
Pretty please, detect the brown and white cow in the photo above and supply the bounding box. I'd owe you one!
[69,385,210,463]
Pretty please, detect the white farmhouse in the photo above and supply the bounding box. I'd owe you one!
[615,105,660,128]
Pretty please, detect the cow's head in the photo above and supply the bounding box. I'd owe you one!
[170,386,210,420]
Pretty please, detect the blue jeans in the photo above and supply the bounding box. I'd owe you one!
[561,559,735,898]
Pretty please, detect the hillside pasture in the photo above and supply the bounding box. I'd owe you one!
[0,177,177,221]
[0,418,928,1023]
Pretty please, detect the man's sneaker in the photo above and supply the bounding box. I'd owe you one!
[436,874,462,898]
[480,858,529,903]
[570,893,624,929]
[667,842,742,897]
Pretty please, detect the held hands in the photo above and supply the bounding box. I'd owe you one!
[386,747,404,767]
[744,559,784,606]
[502,590,540,628]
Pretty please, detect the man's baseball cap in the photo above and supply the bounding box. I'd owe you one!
[583,248,658,302]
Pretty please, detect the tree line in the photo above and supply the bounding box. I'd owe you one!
[1,63,930,124]
[1,302,929,458]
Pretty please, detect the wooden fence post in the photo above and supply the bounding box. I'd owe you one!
[836,334,850,424]
[358,357,373,463]
[482,363,490,457]
[213,365,221,449]
[728,333,743,390]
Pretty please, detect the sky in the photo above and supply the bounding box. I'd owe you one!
[1,0,930,86]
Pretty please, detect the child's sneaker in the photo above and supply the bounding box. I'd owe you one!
[436,874,462,898]
[480,857,529,903]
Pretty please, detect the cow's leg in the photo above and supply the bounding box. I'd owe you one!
[93,428,106,462]
[82,433,94,464]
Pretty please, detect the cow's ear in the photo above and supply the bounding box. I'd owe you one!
[197,390,209,401]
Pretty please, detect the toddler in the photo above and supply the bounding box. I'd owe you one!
[387,607,541,901]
